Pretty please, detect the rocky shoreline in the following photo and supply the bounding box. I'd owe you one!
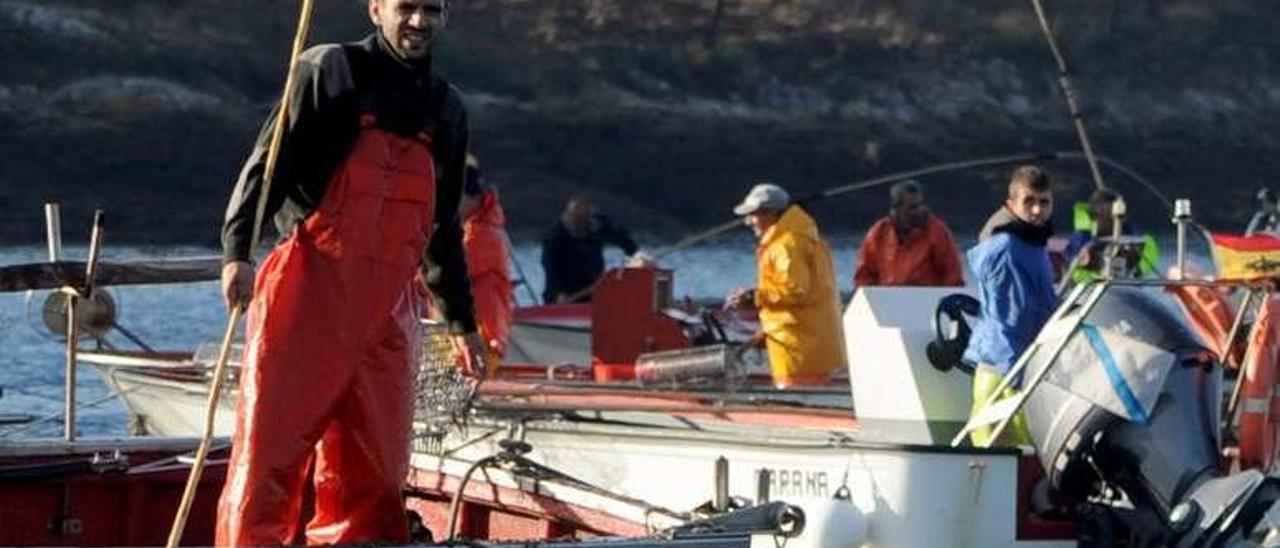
[1,1,1276,244]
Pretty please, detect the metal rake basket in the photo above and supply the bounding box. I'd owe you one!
[413,321,475,440]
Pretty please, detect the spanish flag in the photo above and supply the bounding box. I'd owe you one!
[1212,233,1280,279]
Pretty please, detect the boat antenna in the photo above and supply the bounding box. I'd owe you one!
[1028,0,1107,190]
[166,1,319,546]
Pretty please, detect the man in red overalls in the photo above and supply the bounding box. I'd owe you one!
[217,0,486,544]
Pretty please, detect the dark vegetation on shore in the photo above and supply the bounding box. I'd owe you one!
[1,1,1277,247]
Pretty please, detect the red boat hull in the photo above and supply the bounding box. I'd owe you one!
[0,438,641,546]
[0,440,223,546]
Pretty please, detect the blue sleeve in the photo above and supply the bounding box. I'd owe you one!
[966,238,1057,372]
[982,256,1021,368]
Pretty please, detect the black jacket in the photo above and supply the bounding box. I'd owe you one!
[540,216,638,303]
[221,34,476,332]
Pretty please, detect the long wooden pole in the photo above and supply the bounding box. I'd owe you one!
[251,0,318,252]
[166,0,317,545]
[1027,0,1106,190]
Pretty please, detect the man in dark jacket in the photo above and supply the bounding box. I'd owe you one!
[217,0,485,543]
[540,195,639,303]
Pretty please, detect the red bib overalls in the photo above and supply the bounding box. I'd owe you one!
[216,114,435,545]
[462,190,513,359]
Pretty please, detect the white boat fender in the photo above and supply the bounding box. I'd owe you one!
[779,485,868,548]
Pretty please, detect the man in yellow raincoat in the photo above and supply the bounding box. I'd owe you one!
[726,183,846,387]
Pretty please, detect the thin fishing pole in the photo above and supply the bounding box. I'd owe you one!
[652,150,1164,259]
[169,1,317,546]
[1056,151,1173,209]
[652,152,1053,259]
[811,152,1052,201]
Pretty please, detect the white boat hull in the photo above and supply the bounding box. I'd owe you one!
[89,360,236,437]
[412,412,1074,548]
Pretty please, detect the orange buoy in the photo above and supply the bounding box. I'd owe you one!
[1168,285,1238,367]
[1237,297,1280,472]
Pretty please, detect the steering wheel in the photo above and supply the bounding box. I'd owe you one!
[926,294,979,375]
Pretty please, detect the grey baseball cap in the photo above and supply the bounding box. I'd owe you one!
[733,183,791,216]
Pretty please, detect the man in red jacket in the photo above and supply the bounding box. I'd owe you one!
[854,180,965,288]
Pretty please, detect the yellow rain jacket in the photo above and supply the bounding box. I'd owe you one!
[754,206,847,386]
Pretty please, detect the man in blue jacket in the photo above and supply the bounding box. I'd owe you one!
[964,165,1057,446]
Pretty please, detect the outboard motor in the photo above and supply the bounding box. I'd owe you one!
[1021,287,1279,546]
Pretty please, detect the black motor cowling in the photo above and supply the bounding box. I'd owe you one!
[1021,287,1278,546]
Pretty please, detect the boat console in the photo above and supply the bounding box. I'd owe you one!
[844,286,977,444]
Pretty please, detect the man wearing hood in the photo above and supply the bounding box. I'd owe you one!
[964,165,1057,446]
[460,156,514,361]
[725,183,846,387]
[217,0,486,543]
